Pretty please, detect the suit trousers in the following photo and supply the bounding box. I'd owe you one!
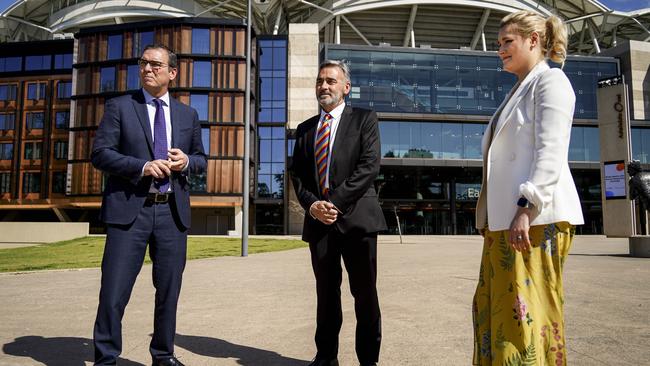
[309,228,381,364]
[93,198,187,365]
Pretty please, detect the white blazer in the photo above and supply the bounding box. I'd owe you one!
[475,61,584,231]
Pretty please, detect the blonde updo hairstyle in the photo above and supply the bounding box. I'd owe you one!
[500,11,568,66]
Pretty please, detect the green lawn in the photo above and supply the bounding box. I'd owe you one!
[0,236,306,273]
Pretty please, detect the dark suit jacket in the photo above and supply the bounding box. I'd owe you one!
[91,90,207,229]
[289,105,387,243]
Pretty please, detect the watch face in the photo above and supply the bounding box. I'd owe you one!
[517,197,529,208]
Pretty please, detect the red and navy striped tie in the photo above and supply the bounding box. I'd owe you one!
[315,113,333,198]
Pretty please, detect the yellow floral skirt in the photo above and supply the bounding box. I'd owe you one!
[472,222,575,366]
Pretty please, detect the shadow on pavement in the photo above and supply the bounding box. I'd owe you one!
[175,333,310,366]
[2,335,143,366]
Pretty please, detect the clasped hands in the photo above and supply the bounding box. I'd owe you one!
[309,200,339,225]
[143,148,188,178]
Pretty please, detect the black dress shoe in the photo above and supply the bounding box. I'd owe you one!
[152,356,185,366]
[307,358,339,366]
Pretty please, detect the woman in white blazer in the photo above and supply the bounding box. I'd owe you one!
[472,11,584,366]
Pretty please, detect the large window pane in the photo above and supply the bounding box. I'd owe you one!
[192,28,210,54]
[26,112,44,129]
[0,84,17,100]
[27,83,46,100]
[25,55,51,71]
[0,57,22,72]
[22,172,41,194]
[0,173,11,193]
[0,143,13,160]
[133,31,154,57]
[190,94,209,121]
[107,34,123,60]
[201,127,210,155]
[55,111,69,129]
[57,81,72,99]
[0,113,15,130]
[127,64,140,90]
[54,54,73,69]
[52,172,65,194]
[100,67,116,92]
[441,123,463,159]
[193,61,212,87]
[462,124,483,159]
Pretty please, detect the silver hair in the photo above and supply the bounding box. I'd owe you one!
[319,60,350,82]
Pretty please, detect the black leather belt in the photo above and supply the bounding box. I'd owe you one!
[146,192,172,204]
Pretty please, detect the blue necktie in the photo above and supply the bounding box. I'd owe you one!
[153,99,169,193]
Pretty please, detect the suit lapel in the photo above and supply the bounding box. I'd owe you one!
[305,118,319,187]
[132,90,154,156]
[492,61,549,141]
[330,105,352,169]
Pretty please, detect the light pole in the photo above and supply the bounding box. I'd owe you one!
[242,0,251,257]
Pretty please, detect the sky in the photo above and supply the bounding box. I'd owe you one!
[0,0,648,16]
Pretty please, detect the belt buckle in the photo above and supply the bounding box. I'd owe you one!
[154,193,168,203]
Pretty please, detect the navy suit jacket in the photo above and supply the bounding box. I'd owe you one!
[289,106,387,243]
[91,90,207,229]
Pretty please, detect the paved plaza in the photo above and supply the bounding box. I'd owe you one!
[0,235,648,365]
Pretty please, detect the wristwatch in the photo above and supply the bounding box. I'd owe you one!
[516,196,533,209]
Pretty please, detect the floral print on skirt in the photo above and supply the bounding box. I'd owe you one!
[472,222,575,366]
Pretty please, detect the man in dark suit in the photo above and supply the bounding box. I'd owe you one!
[91,44,206,366]
[289,60,387,366]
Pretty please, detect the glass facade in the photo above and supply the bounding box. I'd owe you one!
[100,67,116,92]
[326,47,618,119]
[126,64,140,90]
[25,55,51,71]
[57,81,72,99]
[193,61,212,87]
[256,37,287,234]
[0,84,17,100]
[133,30,154,57]
[54,54,73,69]
[24,142,42,159]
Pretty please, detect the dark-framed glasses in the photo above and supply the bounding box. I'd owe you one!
[138,59,168,71]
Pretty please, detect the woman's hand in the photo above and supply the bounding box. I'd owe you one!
[509,207,533,251]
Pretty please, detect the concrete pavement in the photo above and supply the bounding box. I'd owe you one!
[0,235,648,365]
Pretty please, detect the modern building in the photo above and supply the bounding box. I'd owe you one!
[0,0,649,235]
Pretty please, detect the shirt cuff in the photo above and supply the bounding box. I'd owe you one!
[519,182,543,215]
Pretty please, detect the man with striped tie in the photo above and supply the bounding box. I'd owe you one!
[290,60,387,366]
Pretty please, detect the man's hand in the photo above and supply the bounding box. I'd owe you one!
[309,200,338,225]
[144,159,171,178]
[508,207,533,252]
[168,148,188,172]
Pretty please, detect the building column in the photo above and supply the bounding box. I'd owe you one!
[231,205,243,237]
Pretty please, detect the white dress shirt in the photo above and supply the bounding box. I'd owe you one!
[142,88,172,193]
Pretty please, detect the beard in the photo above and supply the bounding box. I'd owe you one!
[318,93,342,109]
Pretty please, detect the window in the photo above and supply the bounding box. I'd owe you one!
[27,82,47,100]
[0,113,15,130]
[54,54,73,69]
[190,94,209,121]
[24,142,42,160]
[258,126,285,198]
[126,64,140,90]
[258,39,287,123]
[25,55,51,71]
[22,172,41,194]
[100,67,116,92]
[0,57,22,72]
[192,28,211,54]
[0,143,13,160]
[55,111,69,129]
[57,81,72,99]
[107,34,123,60]
[54,141,68,160]
[0,172,10,193]
[201,127,210,155]
[52,171,66,194]
[193,61,212,87]
[25,112,44,130]
[133,30,154,57]
[0,84,17,101]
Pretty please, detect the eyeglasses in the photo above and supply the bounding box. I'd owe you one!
[138,59,169,71]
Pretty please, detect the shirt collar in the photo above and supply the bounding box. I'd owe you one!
[142,88,170,107]
[320,102,346,121]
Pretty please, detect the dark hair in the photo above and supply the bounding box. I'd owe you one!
[142,44,178,68]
